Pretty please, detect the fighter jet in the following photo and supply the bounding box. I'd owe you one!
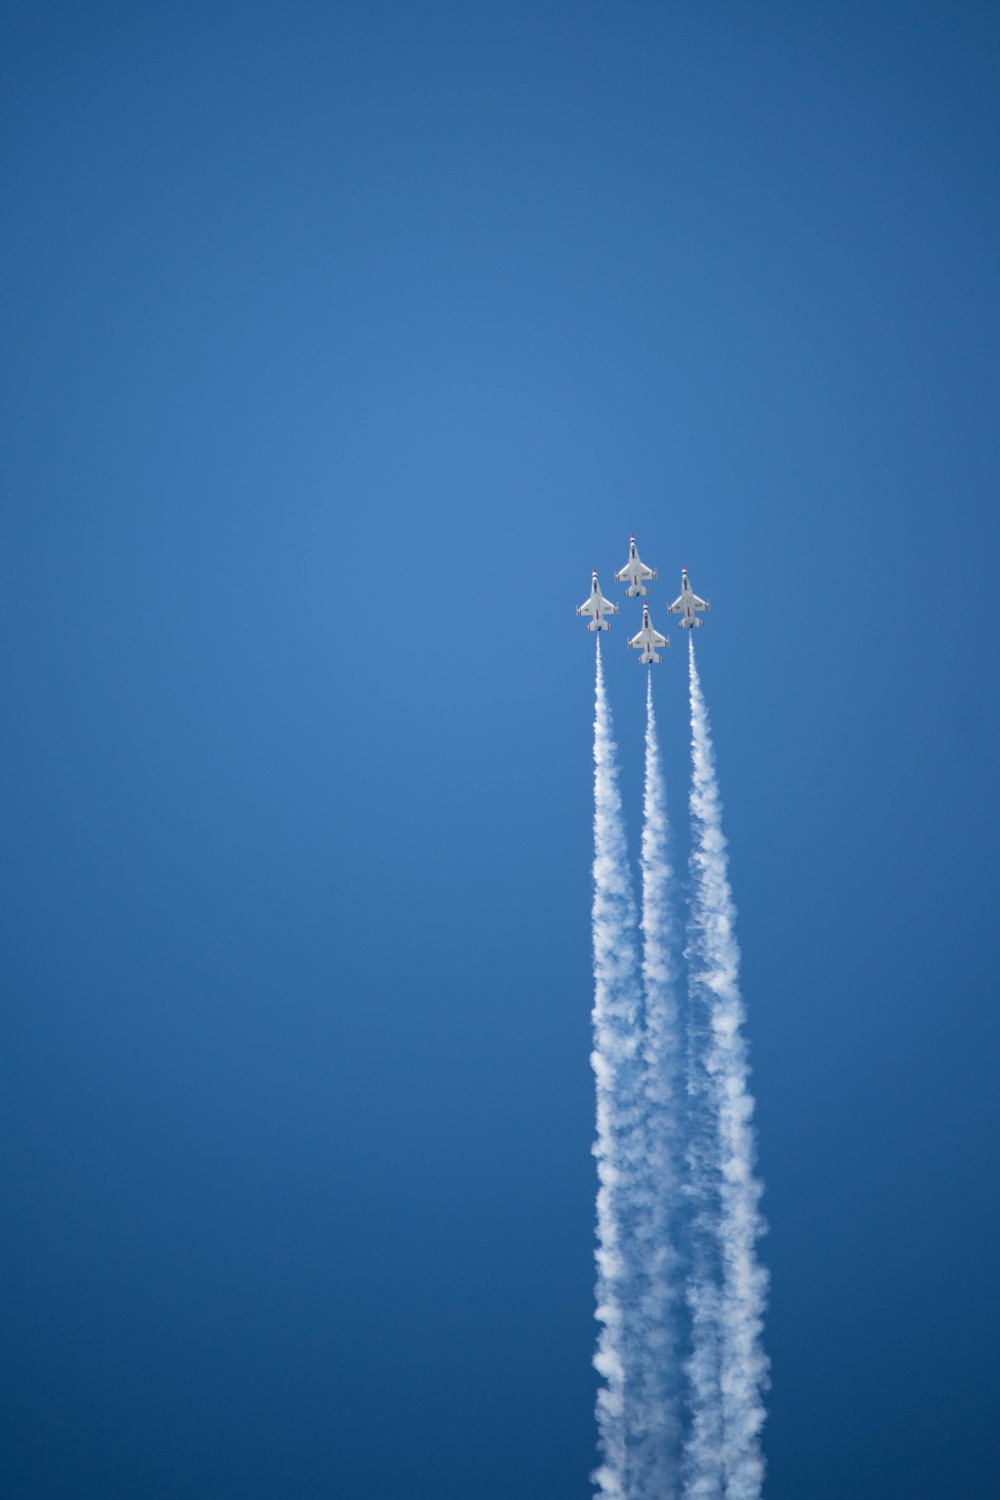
[628,604,670,664]
[577,571,618,631]
[615,535,657,597]
[667,568,710,628]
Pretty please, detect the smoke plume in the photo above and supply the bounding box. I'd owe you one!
[590,639,644,1499]
[634,671,684,1498]
[682,636,769,1500]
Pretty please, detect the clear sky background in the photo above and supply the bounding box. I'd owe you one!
[1,3,999,1497]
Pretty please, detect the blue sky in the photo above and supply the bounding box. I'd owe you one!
[1,3,999,1496]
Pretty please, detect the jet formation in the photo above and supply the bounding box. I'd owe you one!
[577,536,709,663]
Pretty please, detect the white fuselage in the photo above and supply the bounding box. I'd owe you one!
[616,540,655,597]
[622,552,650,596]
[678,580,701,627]
[669,571,709,628]
[578,573,617,631]
[628,607,668,663]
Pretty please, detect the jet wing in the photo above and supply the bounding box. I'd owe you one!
[578,596,618,617]
[627,627,645,649]
[616,560,656,583]
[667,595,685,614]
[690,594,709,610]
[650,627,668,647]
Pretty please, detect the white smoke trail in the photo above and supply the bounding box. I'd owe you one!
[683,636,769,1500]
[590,638,644,1500]
[633,671,684,1499]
